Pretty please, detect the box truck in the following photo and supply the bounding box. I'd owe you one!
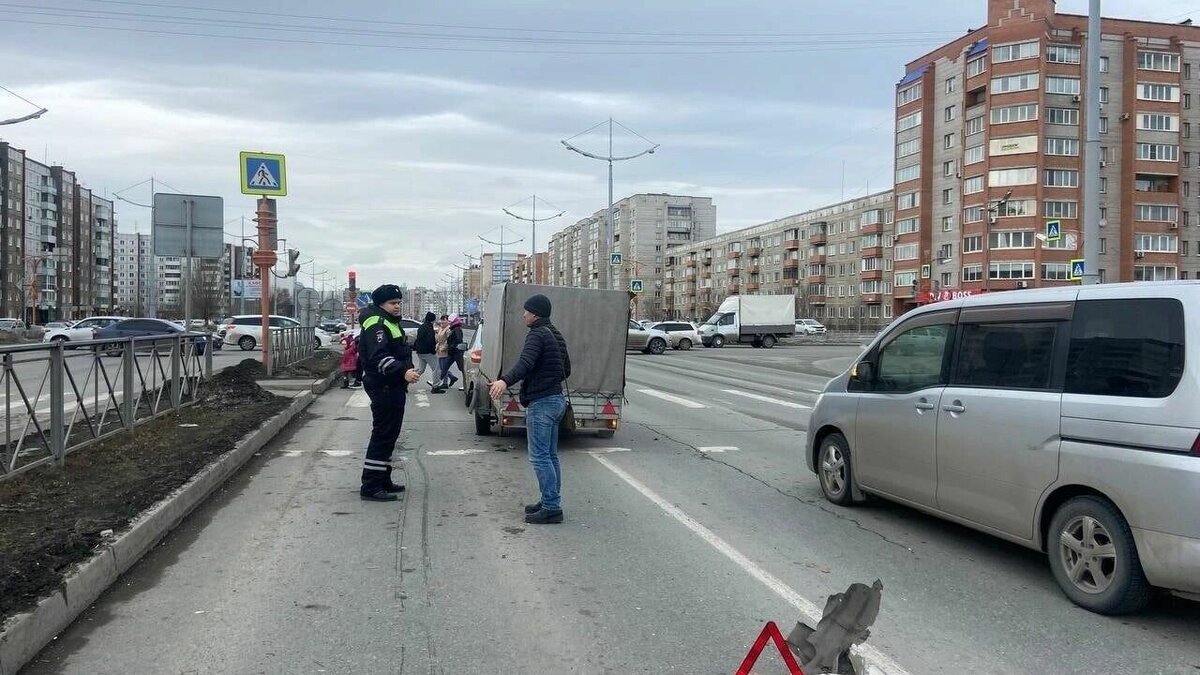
[699,295,796,348]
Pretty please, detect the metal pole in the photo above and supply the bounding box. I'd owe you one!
[532,194,536,279]
[148,177,156,318]
[1082,0,1102,284]
[183,199,192,327]
[607,119,615,291]
[240,216,246,314]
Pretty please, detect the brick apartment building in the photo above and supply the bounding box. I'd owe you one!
[893,0,1200,316]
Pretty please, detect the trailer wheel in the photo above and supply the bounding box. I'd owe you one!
[474,409,492,435]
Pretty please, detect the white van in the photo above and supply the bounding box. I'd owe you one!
[806,281,1199,615]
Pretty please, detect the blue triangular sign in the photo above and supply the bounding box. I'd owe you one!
[1073,262,1084,276]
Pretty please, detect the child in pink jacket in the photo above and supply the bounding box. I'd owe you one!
[340,334,362,389]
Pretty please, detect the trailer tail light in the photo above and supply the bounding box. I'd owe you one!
[607,419,619,430]
[1191,432,1200,457]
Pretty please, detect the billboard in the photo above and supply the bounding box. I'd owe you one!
[231,278,262,300]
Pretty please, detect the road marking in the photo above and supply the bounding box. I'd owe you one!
[426,449,488,456]
[322,450,354,457]
[346,390,371,408]
[415,391,430,408]
[635,389,706,409]
[591,454,911,675]
[585,447,632,454]
[697,446,739,453]
[721,389,811,409]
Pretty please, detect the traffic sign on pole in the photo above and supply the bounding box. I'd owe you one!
[240,151,288,196]
[630,279,644,294]
[610,252,623,266]
[1070,258,1085,281]
[1046,220,1062,242]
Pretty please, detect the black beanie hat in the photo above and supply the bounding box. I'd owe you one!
[523,293,551,318]
[424,311,436,323]
[372,284,403,306]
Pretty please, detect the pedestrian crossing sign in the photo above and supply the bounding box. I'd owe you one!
[630,279,644,294]
[610,252,623,266]
[1046,220,1062,242]
[239,151,288,196]
[1070,258,1085,281]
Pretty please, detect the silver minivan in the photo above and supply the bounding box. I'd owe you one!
[805,281,1198,614]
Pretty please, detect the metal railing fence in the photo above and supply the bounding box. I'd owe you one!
[268,326,316,375]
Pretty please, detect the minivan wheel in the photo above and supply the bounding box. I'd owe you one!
[646,338,667,355]
[711,335,725,348]
[677,338,693,351]
[1048,496,1152,615]
[761,335,777,349]
[818,433,857,506]
[238,336,256,351]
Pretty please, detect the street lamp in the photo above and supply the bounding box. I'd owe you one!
[502,195,564,284]
[0,84,47,126]
[562,118,658,291]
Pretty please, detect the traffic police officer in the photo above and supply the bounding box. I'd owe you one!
[358,284,420,502]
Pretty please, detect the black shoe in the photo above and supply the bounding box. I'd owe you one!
[524,501,542,514]
[524,508,564,524]
[385,483,406,494]
[360,488,399,502]
[430,387,446,394]
[448,374,459,387]
[340,384,349,389]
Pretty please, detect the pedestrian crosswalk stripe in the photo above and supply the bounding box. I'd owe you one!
[697,446,739,453]
[721,389,810,410]
[346,391,371,408]
[635,389,706,409]
[426,449,487,456]
[585,447,632,454]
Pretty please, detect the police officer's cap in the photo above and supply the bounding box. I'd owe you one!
[372,284,403,306]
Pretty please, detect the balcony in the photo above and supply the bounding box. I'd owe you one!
[860,222,883,235]
[747,246,762,257]
[809,295,827,304]
[748,264,761,274]
[729,267,741,277]
[782,277,798,288]
[726,282,740,294]
[727,250,742,260]
[809,254,827,265]
[808,273,827,283]
[746,281,760,292]
[809,230,827,245]
[861,246,883,258]
[686,259,698,268]
[702,271,712,279]
[862,293,883,304]
[784,239,800,250]
[702,254,713,264]
[861,269,883,281]
[784,259,800,269]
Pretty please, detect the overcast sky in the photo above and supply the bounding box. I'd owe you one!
[0,0,1194,289]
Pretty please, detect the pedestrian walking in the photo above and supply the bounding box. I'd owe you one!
[430,315,450,393]
[339,333,361,389]
[412,312,440,385]
[488,294,571,524]
[358,284,420,502]
[439,313,466,391]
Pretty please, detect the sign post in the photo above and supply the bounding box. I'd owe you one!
[241,150,287,373]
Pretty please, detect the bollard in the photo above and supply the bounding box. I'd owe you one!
[169,337,182,409]
[123,342,136,430]
[49,344,65,465]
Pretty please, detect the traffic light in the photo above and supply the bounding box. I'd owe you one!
[287,249,301,277]
[348,270,357,291]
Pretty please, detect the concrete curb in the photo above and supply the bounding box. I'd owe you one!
[0,391,316,675]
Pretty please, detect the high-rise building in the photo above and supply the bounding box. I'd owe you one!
[510,252,548,285]
[546,193,715,320]
[894,0,1200,316]
[114,232,151,315]
[665,191,895,329]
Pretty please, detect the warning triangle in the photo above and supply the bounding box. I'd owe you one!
[249,162,279,188]
[735,622,805,675]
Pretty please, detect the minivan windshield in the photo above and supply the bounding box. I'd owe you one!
[703,311,730,326]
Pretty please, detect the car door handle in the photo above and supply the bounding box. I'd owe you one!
[914,401,936,411]
[943,403,966,413]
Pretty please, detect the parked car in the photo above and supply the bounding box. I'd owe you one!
[220,315,302,351]
[43,321,73,331]
[0,318,25,332]
[627,320,669,355]
[95,318,209,356]
[795,318,827,335]
[650,321,702,351]
[806,281,1200,615]
[42,316,123,345]
[319,319,348,334]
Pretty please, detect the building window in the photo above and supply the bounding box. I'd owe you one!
[1135,234,1178,252]
[1187,123,1192,139]
[897,192,920,210]
[1135,204,1178,222]
[1100,177,1107,193]
[1044,200,1079,219]
[1045,137,1079,156]
[989,262,1035,279]
[942,215,954,232]
[967,56,986,77]
[1137,113,1178,131]
[944,160,956,177]
[963,235,983,253]
[1100,238,1107,254]
[965,144,985,165]
[1046,44,1081,64]
[896,217,919,234]
[946,77,957,94]
[944,105,957,121]
[963,205,984,223]
[1134,265,1178,281]
[1100,56,1110,72]
[963,175,985,194]
[1137,50,1181,72]
[1046,107,1080,125]
[992,198,1036,217]
[897,83,921,106]
[964,116,985,136]
[991,72,1039,93]
[963,264,983,282]
[1136,143,1179,161]
[989,231,1036,249]
[897,111,922,131]
[896,138,920,158]
[993,41,1039,63]
[1138,83,1181,102]
[991,103,1038,124]
[1042,262,1071,280]
[1187,93,1193,109]
[1099,116,1109,134]
[896,164,920,183]
[894,243,919,261]
[944,133,954,149]
[1044,169,1080,187]
[1099,87,1109,104]
[1046,76,1081,95]
[943,188,953,204]
[988,167,1037,186]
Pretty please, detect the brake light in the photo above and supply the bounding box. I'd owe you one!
[469,348,483,364]
[1191,433,1200,456]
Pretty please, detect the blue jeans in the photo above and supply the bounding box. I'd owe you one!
[525,394,567,511]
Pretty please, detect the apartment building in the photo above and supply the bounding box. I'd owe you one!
[510,252,548,285]
[0,143,116,322]
[664,191,896,331]
[546,194,716,320]
[894,0,1200,317]
[114,232,150,314]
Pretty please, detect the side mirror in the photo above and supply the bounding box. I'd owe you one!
[851,361,874,382]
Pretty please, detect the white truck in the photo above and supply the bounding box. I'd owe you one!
[469,283,628,438]
[699,295,796,348]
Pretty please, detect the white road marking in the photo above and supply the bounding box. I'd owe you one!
[590,454,912,675]
[635,389,706,409]
[426,449,488,456]
[721,389,811,409]
[585,447,632,454]
[346,390,371,408]
[321,450,354,457]
[697,446,739,453]
[415,391,430,408]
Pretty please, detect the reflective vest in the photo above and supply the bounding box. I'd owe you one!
[362,314,404,339]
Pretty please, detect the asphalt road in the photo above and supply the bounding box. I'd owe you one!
[19,344,1200,675]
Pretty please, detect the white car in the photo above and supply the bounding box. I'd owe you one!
[220,315,303,351]
[795,318,827,335]
[650,321,702,351]
[42,316,123,345]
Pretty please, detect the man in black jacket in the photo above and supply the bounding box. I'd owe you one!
[358,284,420,502]
[412,312,439,385]
[489,294,571,524]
